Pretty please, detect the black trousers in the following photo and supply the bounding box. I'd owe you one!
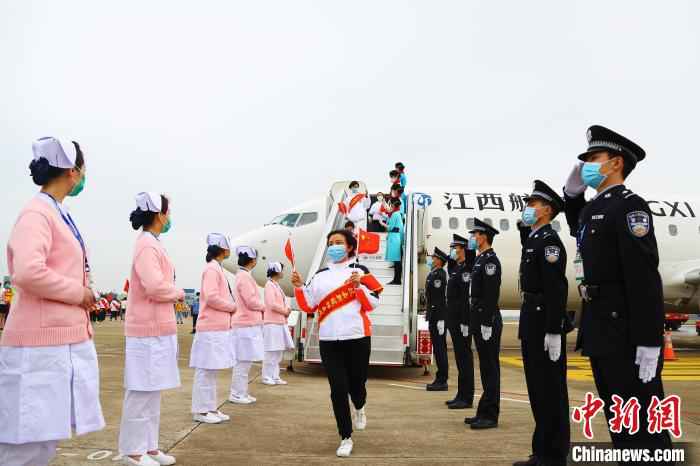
[391,260,402,283]
[474,311,502,422]
[192,313,198,332]
[428,318,449,384]
[447,320,474,403]
[319,336,371,439]
[522,335,570,464]
[590,350,674,465]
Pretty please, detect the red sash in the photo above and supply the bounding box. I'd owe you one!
[348,193,365,211]
[315,273,383,324]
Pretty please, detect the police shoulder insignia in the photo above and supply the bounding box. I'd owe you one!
[485,263,497,276]
[462,272,470,283]
[626,211,650,238]
[544,245,560,263]
[434,279,442,288]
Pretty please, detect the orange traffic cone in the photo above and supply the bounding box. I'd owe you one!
[663,331,678,361]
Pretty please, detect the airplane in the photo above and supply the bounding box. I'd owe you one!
[223,181,700,367]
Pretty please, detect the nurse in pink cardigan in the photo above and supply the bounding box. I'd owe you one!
[189,233,237,424]
[228,246,265,404]
[262,262,294,385]
[0,137,104,466]
[117,192,184,466]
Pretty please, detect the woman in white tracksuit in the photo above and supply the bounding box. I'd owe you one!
[190,233,237,424]
[261,262,294,385]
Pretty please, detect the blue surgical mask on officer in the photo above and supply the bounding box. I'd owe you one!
[521,206,538,226]
[581,162,608,189]
[449,249,457,259]
[467,237,477,250]
[426,257,434,269]
[326,245,347,262]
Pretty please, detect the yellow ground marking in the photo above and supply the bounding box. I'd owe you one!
[500,355,700,382]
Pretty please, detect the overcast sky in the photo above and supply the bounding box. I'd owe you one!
[1,1,699,291]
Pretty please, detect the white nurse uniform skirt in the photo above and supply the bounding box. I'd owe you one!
[263,324,294,352]
[232,326,264,362]
[189,329,235,370]
[0,339,105,444]
[123,334,180,391]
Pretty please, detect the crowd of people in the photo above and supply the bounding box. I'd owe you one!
[0,125,676,466]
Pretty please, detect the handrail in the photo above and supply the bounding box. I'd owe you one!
[401,192,414,353]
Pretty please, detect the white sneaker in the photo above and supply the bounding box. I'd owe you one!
[274,378,288,385]
[228,395,254,405]
[354,407,367,430]
[148,451,176,466]
[336,438,353,457]
[246,395,257,403]
[261,378,276,385]
[122,455,159,466]
[214,410,230,421]
[193,412,222,424]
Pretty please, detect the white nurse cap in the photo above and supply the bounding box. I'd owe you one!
[32,136,77,169]
[135,192,162,212]
[267,262,283,274]
[207,233,232,250]
[235,246,257,259]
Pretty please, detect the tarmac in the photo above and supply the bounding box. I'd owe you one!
[46,318,700,466]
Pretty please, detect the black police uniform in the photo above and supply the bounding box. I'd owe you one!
[445,235,476,407]
[517,181,570,466]
[468,219,502,427]
[426,248,449,388]
[564,126,672,457]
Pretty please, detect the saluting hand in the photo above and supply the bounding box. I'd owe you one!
[350,272,361,288]
[291,271,304,288]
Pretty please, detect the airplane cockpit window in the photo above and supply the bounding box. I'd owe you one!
[466,218,475,229]
[449,217,459,229]
[500,219,509,231]
[432,217,442,229]
[268,214,285,225]
[669,224,678,236]
[268,213,301,227]
[552,221,561,232]
[297,212,319,227]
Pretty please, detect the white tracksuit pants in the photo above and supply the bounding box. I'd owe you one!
[262,351,283,381]
[0,441,60,466]
[118,390,161,455]
[192,368,218,413]
[229,361,253,398]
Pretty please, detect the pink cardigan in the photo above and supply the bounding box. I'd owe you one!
[196,260,237,332]
[231,268,265,328]
[125,232,184,337]
[264,280,290,325]
[2,197,92,347]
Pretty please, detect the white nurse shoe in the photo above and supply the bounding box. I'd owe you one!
[261,378,276,385]
[149,451,176,465]
[274,378,288,385]
[214,410,230,421]
[336,438,354,457]
[122,455,159,466]
[193,412,222,424]
[228,394,254,404]
[246,394,257,403]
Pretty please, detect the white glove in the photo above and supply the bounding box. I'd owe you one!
[564,162,586,197]
[460,324,469,337]
[543,333,562,362]
[437,320,445,336]
[635,346,661,383]
[481,325,492,341]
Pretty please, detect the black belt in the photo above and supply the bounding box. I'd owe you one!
[521,291,544,305]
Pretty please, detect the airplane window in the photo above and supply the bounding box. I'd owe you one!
[466,218,475,229]
[552,221,561,232]
[432,217,442,229]
[268,214,285,225]
[669,224,678,236]
[500,219,509,231]
[297,212,318,227]
[449,217,459,229]
[484,218,493,226]
[279,213,300,227]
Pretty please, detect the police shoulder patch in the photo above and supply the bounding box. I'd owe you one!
[626,210,650,238]
[544,245,560,263]
[485,263,497,276]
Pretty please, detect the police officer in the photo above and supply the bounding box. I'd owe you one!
[425,247,449,391]
[514,181,570,466]
[445,234,476,409]
[563,125,672,458]
[464,218,501,430]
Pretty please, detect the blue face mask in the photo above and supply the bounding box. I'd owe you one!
[426,257,434,269]
[581,162,607,189]
[468,238,477,251]
[326,244,347,263]
[449,249,457,259]
[521,206,538,226]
